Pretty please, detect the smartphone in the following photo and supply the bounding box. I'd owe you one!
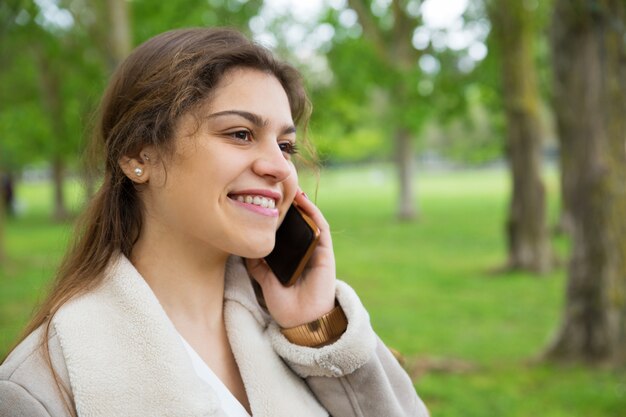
[265,204,321,287]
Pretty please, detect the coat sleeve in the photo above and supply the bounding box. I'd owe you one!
[0,381,52,417]
[267,281,429,417]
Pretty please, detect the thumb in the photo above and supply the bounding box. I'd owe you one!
[245,258,272,287]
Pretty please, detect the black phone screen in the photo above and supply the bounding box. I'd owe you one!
[264,205,320,286]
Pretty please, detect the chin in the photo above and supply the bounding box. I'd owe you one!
[236,238,275,259]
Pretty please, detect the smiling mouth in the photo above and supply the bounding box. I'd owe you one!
[229,194,276,209]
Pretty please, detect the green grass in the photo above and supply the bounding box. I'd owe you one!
[2,166,625,416]
[306,166,564,361]
[0,181,84,353]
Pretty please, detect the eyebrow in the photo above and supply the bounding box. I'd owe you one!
[207,110,296,135]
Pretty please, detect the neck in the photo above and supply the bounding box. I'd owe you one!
[129,221,229,331]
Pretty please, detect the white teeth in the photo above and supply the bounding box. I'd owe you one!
[234,194,277,209]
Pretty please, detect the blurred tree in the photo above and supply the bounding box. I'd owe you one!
[310,0,501,217]
[545,0,626,365]
[81,0,133,198]
[309,35,398,164]
[35,39,71,220]
[428,0,504,165]
[107,0,132,66]
[487,0,552,274]
[0,0,262,220]
[1,0,110,220]
[321,0,428,220]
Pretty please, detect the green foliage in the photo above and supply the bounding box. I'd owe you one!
[0,0,108,173]
[425,84,507,165]
[0,0,562,170]
[423,0,556,166]
[0,104,51,169]
[132,0,261,44]
[308,33,398,162]
[307,1,513,165]
[0,0,261,177]
[310,121,391,163]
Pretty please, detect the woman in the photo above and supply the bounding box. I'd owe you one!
[0,28,428,417]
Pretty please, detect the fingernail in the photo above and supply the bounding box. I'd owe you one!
[301,191,308,199]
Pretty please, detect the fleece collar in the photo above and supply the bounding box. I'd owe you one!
[52,255,327,417]
[223,256,271,326]
[53,255,223,417]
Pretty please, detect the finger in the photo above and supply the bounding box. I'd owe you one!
[245,258,273,287]
[293,190,329,231]
[293,194,333,255]
[245,258,294,306]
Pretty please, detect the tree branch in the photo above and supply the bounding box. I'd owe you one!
[346,0,388,60]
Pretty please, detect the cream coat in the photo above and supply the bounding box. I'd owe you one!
[0,255,428,417]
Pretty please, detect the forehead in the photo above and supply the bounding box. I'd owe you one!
[203,68,292,121]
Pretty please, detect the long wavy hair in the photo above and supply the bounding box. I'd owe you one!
[8,27,312,415]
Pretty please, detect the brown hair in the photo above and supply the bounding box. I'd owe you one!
[11,27,313,414]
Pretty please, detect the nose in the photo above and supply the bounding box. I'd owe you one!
[252,141,292,183]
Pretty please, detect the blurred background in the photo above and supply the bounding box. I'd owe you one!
[1,0,625,416]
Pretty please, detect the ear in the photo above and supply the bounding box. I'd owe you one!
[119,147,155,183]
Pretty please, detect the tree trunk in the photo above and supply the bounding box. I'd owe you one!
[106,0,132,70]
[78,0,132,200]
[347,0,421,221]
[51,156,67,221]
[553,136,576,236]
[395,128,416,220]
[545,0,626,365]
[550,1,579,238]
[35,47,69,221]
[490,0,552,274]
[554,153,576,236]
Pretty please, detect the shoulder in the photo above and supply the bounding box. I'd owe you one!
[1,326,50,381]
[0,327,72,417]
[0,380,51,417]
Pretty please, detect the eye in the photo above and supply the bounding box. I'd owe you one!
[229,130,252,142]
[279,141,299,156]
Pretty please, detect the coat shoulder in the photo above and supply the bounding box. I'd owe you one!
[0,327,72,417]
[0,380,51,417]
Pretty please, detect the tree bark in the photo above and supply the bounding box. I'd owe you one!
[550,1,579,238]
[489,0,552,274]
[545,0,626,365]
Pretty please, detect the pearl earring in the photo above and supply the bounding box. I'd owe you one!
[134,167,143,176]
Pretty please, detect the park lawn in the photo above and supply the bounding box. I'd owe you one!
[1,166,624,417]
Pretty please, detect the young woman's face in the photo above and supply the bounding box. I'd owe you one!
[144,68,299,259]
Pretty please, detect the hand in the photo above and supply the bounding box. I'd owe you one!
[245,190,336,328]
